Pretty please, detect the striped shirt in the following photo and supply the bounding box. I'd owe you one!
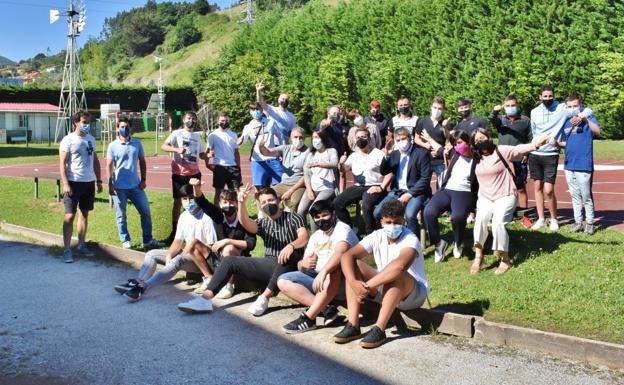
[256,211,306,259]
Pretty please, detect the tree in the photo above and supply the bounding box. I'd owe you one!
[124,14,165,57]
[167,16,202,53]
[194,0,213,15]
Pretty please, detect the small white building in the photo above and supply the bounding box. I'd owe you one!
[0,103,59,143]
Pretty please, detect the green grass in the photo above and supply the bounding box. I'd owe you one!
[0,175,623,344]
[592,139,624,161]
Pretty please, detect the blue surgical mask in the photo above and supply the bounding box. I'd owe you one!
[119,127,130,137]
[566,107,580,118]
[383,224,403,240]
[504,106,517,116]
[183,200,198,213]
[251,110,263,120]
[312,138,323,150]
[80,123,90,134]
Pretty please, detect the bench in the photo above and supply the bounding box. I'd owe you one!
[23,172,62,202]
[7,130,32,144]
[10,136,27,143]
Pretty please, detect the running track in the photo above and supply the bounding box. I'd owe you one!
[1,156,622,231]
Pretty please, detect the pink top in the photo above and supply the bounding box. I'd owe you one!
[475,144,535,201]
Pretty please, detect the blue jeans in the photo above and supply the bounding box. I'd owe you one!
[373,190,428,235]
[112,186,154,244]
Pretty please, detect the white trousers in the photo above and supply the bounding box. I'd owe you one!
[473,194,517,253]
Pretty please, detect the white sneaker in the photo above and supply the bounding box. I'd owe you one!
[216,283,235,299]
[434,240,447,263]
[248,295,269,316]
[531,218,546,230]
[453,244,463,259]
[122,241,132,249]
[549,219,559,231]
[193,277,211,294]
[178,296,213,314]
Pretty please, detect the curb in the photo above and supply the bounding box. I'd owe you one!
[1,221,623,370]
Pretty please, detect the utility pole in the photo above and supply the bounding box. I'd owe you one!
[240,0,256,24]
[154,55,165,154]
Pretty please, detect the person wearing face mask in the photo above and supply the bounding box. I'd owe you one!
[364,100,389,147]
[298,129,339,230]
[317,105,350,157]
[414,96,450,179]
[373,127,432,237]
[386,96,418,142]
[258,126,309,211]
[178,186,308,316]
[59,111,103,263]
[470,127,549,275]
[555,94,600,235]
[256,80,297,144]
[528,85,568,231]
[346,109,382,151]
[335,200,429,349]
[454,97,488,136]
[423,130,477,262]
[334,127,392,235]
[278,200,359,334]
[207,111,242,205]
[115,184,217,302]
[106,118,163,251]
[161,110,207,245]
[187,178,256,297]
[489,95,532,215]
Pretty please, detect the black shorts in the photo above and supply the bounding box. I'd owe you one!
[172,173,201,199]
[63,181,95,214]
[529,154,559,184]
[213,165,242,189]
[512,161,528,190]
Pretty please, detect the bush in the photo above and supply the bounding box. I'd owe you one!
[166,16,202,53]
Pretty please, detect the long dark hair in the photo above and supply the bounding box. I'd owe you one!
[311,128,331,154]
[469,127,494,161]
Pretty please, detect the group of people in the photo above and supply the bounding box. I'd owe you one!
[56,82,600,348]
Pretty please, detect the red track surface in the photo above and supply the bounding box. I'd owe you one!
[1,156,622,231]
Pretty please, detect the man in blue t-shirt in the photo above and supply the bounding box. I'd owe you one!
[107,118,163,250]
[556,94,601,235]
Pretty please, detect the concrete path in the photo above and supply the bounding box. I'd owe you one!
[0,235,621,385]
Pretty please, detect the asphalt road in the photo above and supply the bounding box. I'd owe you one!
[0,235,621,385]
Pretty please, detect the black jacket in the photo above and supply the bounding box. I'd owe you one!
[440,151,479,197]
[380,146,432,197]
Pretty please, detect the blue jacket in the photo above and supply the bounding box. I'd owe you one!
[380,145,432,197]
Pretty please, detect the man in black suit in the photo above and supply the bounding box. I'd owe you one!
[373,127,432,235]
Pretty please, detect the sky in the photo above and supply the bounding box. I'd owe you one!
[0,0,233,62]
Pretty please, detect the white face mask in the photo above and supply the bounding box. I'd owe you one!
[353,116,364,126]
[431,107,442,120]
[396,139,410,153]
[291,138,304,149]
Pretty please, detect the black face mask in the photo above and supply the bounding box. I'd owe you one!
[398,106,410,115]
[475,139,495,154]
[542,99,554,108]
[219,122,229,129]
[356,138,369,149]
[330,115,339,123]
[370,110,380,118]
[279,100,289,108]
[220,205,236,217]
[262,203,279,216]
[314,217,336,232]
[459,109,471,118]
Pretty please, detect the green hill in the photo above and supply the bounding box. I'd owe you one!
[0,55,16,68]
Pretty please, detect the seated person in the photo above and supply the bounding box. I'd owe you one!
[188,178,256,298]
[335,200,430,349]
[373,127,432,236]
[334,127,392,235]
[114,184,217,302]
[278,200,359,334]
[258,127,308,212]
[177,186,308,315]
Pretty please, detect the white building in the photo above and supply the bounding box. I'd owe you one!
[0,103,58,143]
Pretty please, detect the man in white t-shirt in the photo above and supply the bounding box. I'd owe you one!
[335,199,429,349]
[278,200,359,334]
[114,184,217,302]
[59,111,103,263]
[207,111,242,204]
[256,80,296,144]
[161,111,207,244]
[334,127,393,235]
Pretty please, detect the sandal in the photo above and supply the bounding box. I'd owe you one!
[470,256,483,275]
[495,257,511,275]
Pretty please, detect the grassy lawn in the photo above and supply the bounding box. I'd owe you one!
[0,175,622,345]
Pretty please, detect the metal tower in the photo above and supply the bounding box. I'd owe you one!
[240,0,256,24]
[154,56,165,137]
[51,1,87,142]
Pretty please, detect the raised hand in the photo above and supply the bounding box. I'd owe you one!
[238,183,252,203]
[256,80,264,92]
[384,138,395,155]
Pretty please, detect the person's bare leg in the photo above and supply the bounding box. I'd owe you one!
[544,182,557,219]
[375,273,414,330]
[77,209,89,245]
[345,260,378,326]
[278,280,315,307]
[63,213,75,250]
[306,270,342,319]
[471,243,484,274]
[495,251,511,275]
[189,240,212,278]
[517,187,528,209]
[534,180,545,220]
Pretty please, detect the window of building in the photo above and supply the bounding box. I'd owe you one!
[18,115,29,128]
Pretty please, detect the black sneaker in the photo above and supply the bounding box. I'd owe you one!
[333,322,362,344]
[360,326,387,349]
[322,305,339,326]
[123,285,145,302]
[283,313,317,334]
[114,279,139,294]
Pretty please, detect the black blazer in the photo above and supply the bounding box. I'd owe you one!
[380,145,432,197]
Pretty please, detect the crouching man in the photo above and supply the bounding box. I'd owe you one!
[114,184,217,301]
[335,199,430,349]
[278,200,359,333]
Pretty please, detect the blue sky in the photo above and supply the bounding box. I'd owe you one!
[0,0,233,62]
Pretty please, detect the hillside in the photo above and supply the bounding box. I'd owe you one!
[0,55,16,68]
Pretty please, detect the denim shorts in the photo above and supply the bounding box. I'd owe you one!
[373,279,428,311]
[278,270,318,293]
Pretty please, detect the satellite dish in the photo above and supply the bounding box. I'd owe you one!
[50,9,60,24]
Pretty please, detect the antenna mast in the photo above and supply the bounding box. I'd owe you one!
[240,0,256,24]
